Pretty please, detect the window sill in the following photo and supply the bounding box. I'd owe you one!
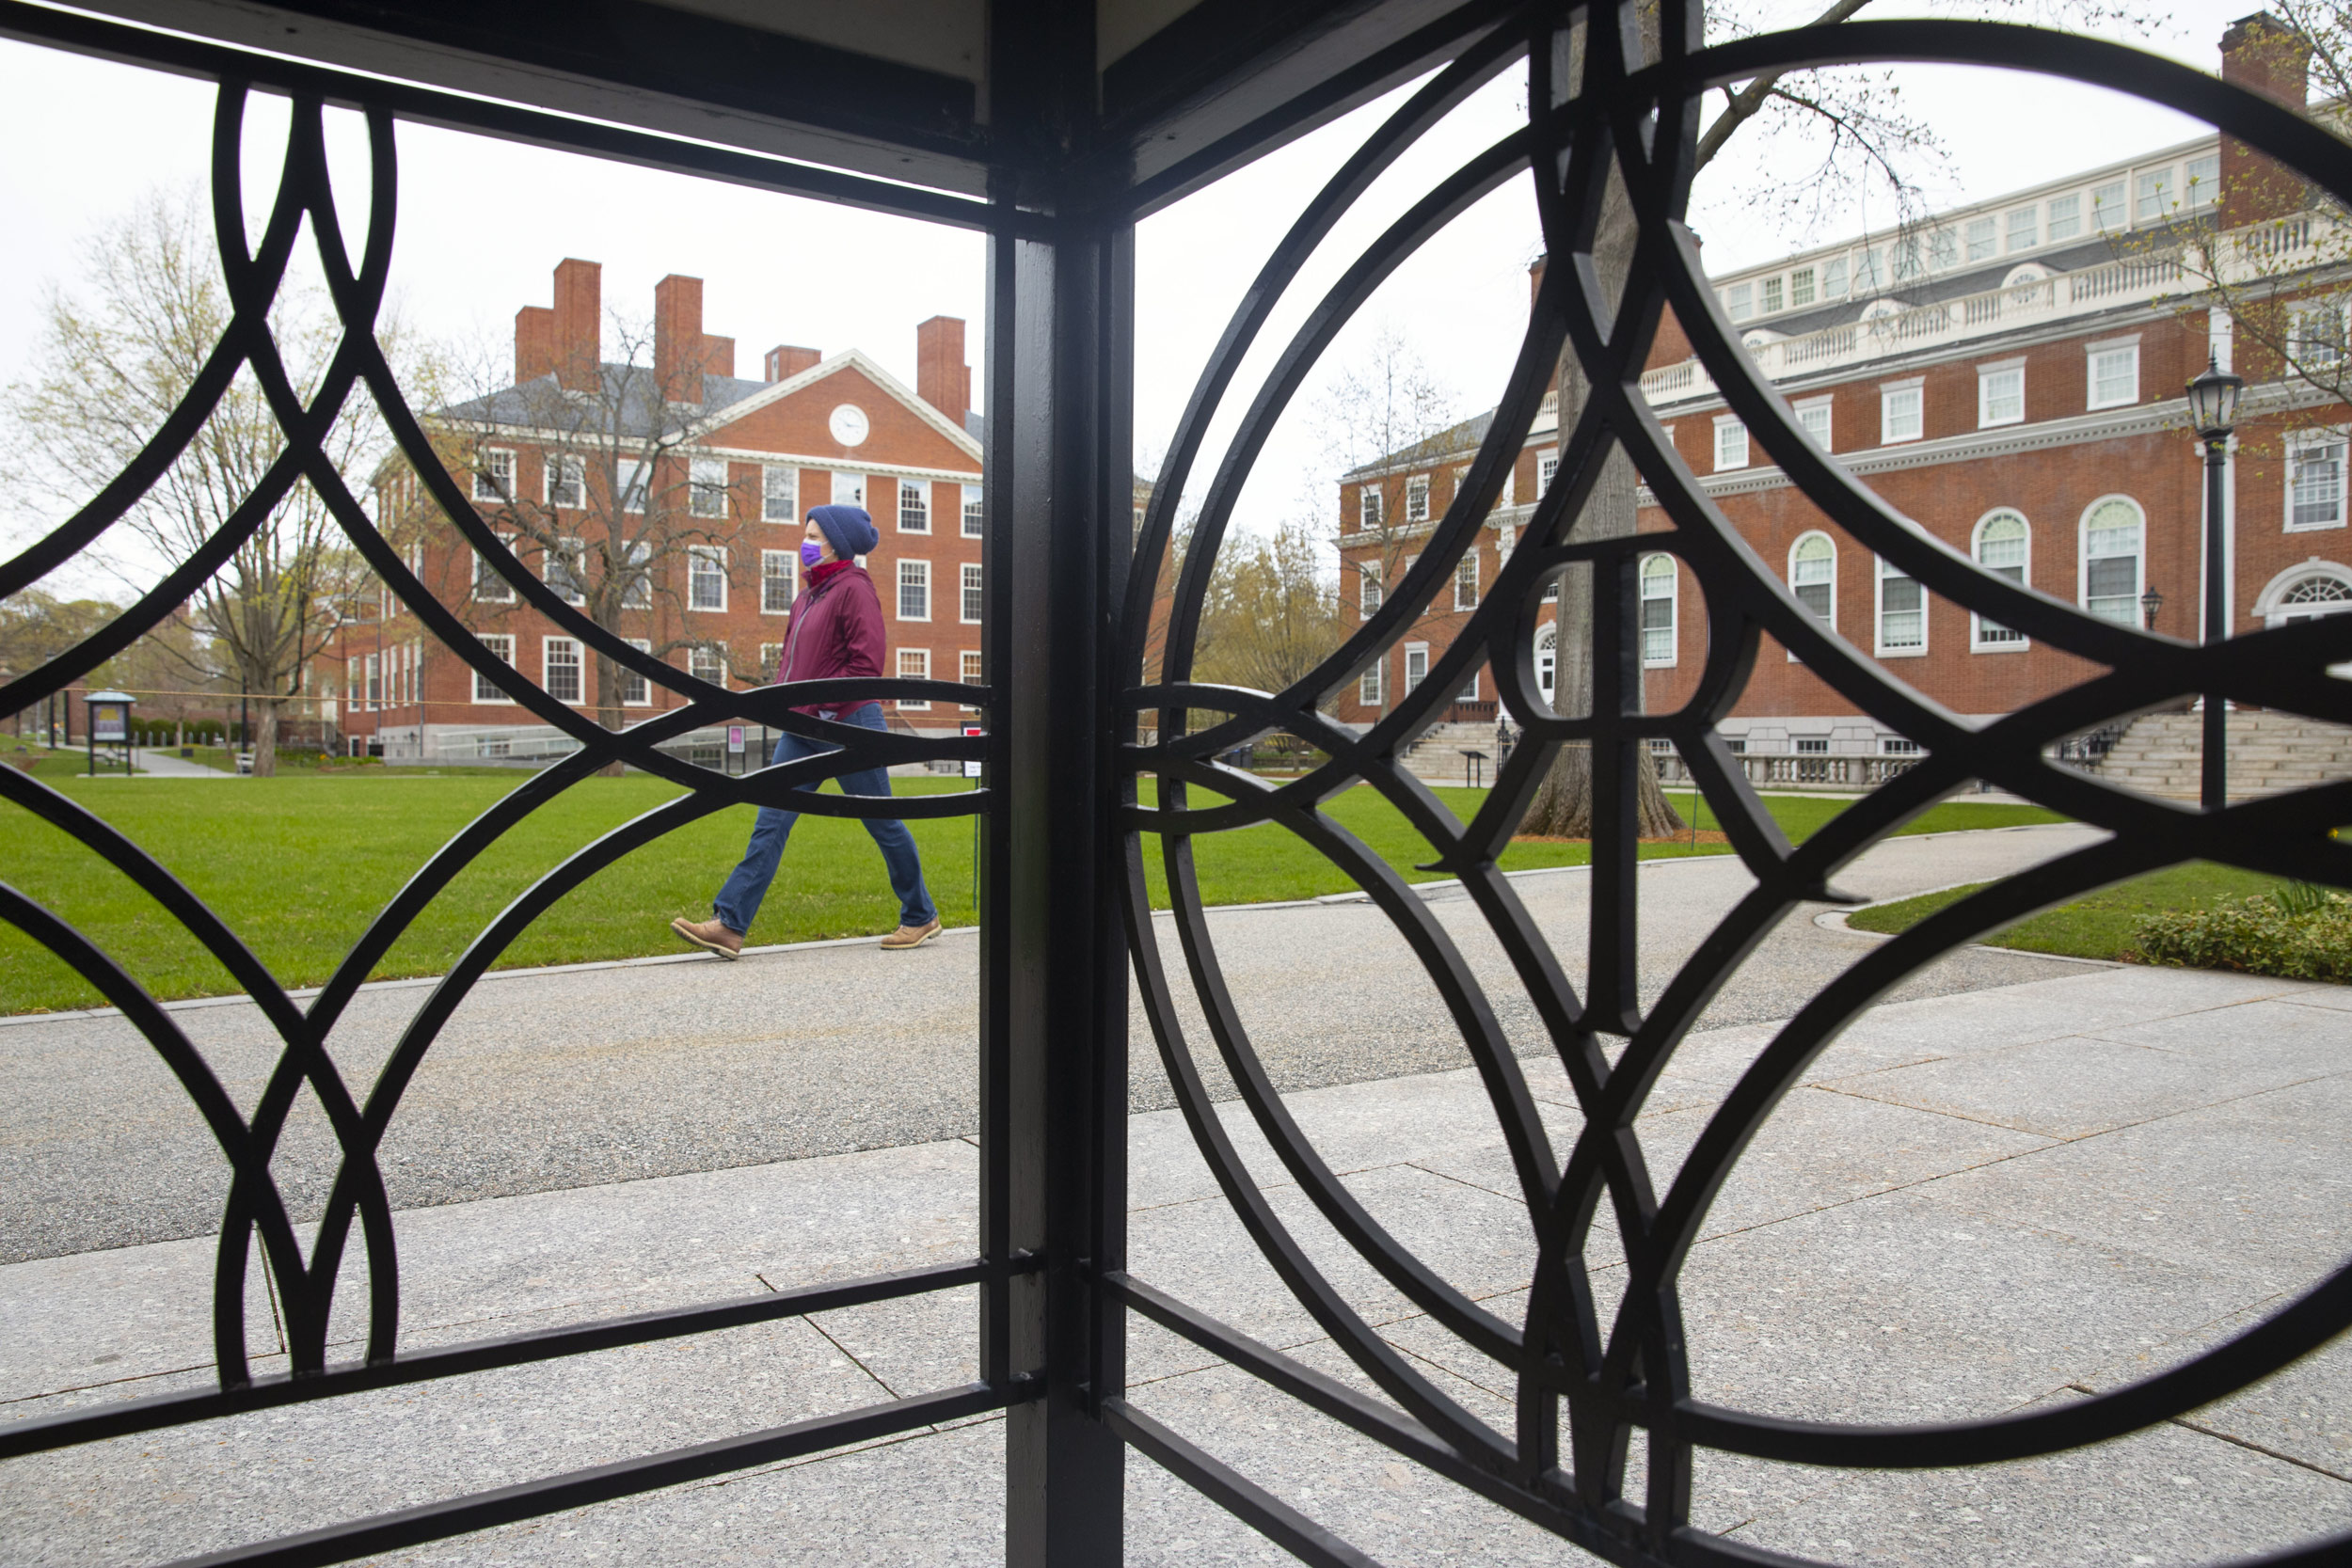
[1874,645,1928,658]
[1878,435,1921,447]
[2285,519,2347,532]
[1977,414,2025,430]
[1643,658,1677,670]
[1713,463,1750,473]
[2086,396,2138,412]
[1969,638,2031,653]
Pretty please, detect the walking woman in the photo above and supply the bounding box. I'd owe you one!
[671,504,941,957]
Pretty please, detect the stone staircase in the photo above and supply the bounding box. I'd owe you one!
[2090,710,2352,800]
[1399,720,1510,785]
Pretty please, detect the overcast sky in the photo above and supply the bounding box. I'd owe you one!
[0,2,2279,594]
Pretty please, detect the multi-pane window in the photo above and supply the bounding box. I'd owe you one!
[1359,487,1384,531]
[1760,276,1784,314]
[763,465,797,522]
[759,642,783,678]
[1979,364,2025,427]
[2134,166,2172,223]
[1821,257,1849,299]
[474,635,515,703]
[543,636,582,704]
[1640,554,1676,666]
[2288,430,2348,531]
[1359,659,1384,706]
[472,539,515,603]
[1877,557,1925,654]
[1796,399,1833,450]
[473,448,515,502]
[617,459,649,514]
[1359,567,1383,616]
[961,562,983,623]
[1790,532,1836,624]
[897,648,930,710]
[2186,152,2219,202]
[1929,228,1957,270]
[1891,235,1923,281]
[1795,737,1829,754]
[621,540,653,609]
[961,483,984,536]
[762,549,798,613]
[1403,642,1429,689]
[2082,498,2144,625]
[1852,247,1884,294]
[2045,193,2083,241]
[833,472,866,512]
[899,481,930,532]
[689,645,725,688]
[1725,281,1754,321]
[1454,555,1479,610]
[898,559,930,620]
[2292,300,2347,368]
[690,457,729,518]
[1973,511,2029,647]
[689,546,728,611]
[1459,667,1481,702]
[2092,180,2127,230]
[619,638,651,706]
[2006,205,2038,251]
[546,453,584,509]
[1788,266,1816,307]
[2089,343,2138,408]
[546,538,586,604]
[1405,475,1430,522]
[1881,385,1923,443]
[1537,451,1560,493]
[1713,417,1749,470]
[961,650,984,687]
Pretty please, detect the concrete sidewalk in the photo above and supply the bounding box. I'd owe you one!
[5,964,2348,1565]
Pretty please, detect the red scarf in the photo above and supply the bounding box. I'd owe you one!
[806,559,855,592]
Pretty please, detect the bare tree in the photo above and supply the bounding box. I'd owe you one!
[427,321,751,772]
[2,189,403,775]
[1527,0,2135,838]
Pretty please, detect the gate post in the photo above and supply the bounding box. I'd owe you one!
[983,3,1133,1560]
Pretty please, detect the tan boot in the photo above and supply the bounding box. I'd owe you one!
[879,917,942,951]
[671,915,743,958]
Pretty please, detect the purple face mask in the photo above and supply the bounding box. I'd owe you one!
[800,540,825,568]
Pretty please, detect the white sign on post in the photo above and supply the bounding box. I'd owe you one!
[725,724,746,754]
[962,724,983,779]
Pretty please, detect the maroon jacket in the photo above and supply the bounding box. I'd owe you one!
[776,562,886,719]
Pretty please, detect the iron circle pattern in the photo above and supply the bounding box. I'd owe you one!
[0,75,986,1444]
[1117,3,2352,1564]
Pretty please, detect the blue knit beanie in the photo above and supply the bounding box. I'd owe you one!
[809,504,879,561]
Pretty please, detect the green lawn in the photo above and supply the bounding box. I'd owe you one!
[1846,863,2296,960]
[0,770,2062,1014]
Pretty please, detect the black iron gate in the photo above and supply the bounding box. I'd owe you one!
[4,2,2352,1564]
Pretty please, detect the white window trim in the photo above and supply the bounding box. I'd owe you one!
[688,545,729,613]
[1879,377,1924,446]
[1405,475,1431,523]
[761,549,798,615]
[1454,553,1479,610]
[1792,395,1834,451]
[898,479,931,533]
[2284,426,2350,533]
[1359,485,1384,531]
[762,464,798,523]
[542,635,584,705]
[472,537,516,604]
[620,638,654,707]
[472,448,516,504]
[618,458,650,515]
[2077,494,2147,623]
[961,649,985,687]
[1873,555,1929,659]
[1976,357,2026,430]
[689,456,730,519]
[473,635,516,704]
[1788,529,1838,638]
[1359,567,1383,618]
[1639,554,1677,669]
[2086,336,2142,411]
[898,558,931,622]
[1359,658,1384,706]
[961,483,984,538]
[1403,640,1430,689]
[547,537,586,606]
[546,452,585,510]
[1969,508,2032,652]
[897,648,930,710]
[1536,449,1559,494]
[961,561,984,624]
[1712,414,1750,472]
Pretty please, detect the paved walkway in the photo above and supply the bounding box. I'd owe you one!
[131,749,231,777]
[0,826,2102,1262]
[3,964,2347,1565]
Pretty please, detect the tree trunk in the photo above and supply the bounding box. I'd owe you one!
[252,695,280,777]
[1520,32,1682,842]
[594,648,627,777]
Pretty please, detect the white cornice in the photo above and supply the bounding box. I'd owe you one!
[706,348,982,461]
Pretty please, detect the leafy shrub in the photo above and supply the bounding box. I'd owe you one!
[2129,893,2352,982]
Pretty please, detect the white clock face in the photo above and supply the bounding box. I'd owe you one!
[828,404,870,447]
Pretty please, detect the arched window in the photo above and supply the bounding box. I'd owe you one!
[1972,510,2030,648]
[1789,532,1836,626]
[1640,555,1677,666]
[1534,622,1558,705]
[2259,566,2352,626]
[2080,497,2143,626]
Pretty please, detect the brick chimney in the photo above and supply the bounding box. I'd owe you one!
[915,315,969,428]
[515,305,555,384]
[764,344,820,382]
[2220,12,2312,230]
[654,273,707,397]
[551,258,601,392]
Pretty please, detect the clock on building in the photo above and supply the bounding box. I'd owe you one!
[828,404,870,447]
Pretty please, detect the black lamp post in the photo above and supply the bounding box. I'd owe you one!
[2140,585,2164,630]
[2185,353,2244,811]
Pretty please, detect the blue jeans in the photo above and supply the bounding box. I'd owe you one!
[712,704,936,935]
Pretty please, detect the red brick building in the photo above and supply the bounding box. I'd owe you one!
[1336,17,2346,765]
[332,258,985,761]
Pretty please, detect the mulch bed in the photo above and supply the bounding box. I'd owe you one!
[1513,829,1731,847]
